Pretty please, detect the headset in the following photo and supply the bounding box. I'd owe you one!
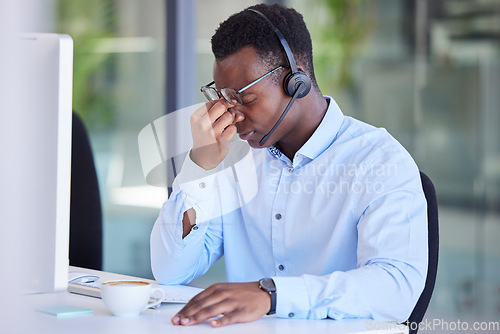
[248,8,312,146]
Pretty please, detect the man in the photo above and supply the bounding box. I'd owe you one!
[150,3,427,328]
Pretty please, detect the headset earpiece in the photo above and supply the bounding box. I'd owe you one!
[283,70,311,98]
[248,8,313,146]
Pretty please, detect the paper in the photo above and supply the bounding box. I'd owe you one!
[37,305,93,317]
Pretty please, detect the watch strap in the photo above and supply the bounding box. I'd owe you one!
[268,287,277,315]
[259,278,276,315]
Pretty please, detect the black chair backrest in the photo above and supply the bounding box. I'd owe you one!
[407,171,439,333]
[69,113,103,270]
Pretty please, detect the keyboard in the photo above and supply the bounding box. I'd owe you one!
[67,281,101,299]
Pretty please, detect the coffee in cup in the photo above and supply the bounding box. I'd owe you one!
[100,280,165,317]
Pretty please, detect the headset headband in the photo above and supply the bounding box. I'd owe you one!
[248,9,299,74]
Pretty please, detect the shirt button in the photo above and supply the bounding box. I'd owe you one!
[275,213,282,220]
[199,182,206,189]
[288,312,295,318]
[287,167,294,173]
[278,264,285,271]
[192,225,198,230]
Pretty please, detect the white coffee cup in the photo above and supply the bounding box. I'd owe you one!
[100,280,165,317]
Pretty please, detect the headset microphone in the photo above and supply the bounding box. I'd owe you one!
[259,82,304,146]
[248,8,312,147]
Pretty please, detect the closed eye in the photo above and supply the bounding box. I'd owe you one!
[240,93,257,105]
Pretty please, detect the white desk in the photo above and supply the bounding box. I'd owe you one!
[13,267,408,334]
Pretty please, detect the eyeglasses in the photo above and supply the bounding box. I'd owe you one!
[200,65,284,105]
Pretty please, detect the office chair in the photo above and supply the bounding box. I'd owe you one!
[406,171,439,334]
[69,112,103,270]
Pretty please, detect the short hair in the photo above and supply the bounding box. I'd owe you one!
[211,3,317,88]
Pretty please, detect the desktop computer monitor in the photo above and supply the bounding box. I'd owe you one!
[0,33,74,294]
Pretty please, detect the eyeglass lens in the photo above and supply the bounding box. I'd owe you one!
[201,87,243,105]
[221,89,242,105]
[200,87,216,101]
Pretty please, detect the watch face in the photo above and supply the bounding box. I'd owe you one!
[260,278,276,292]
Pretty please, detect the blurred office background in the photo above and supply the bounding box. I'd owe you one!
[24,0,500,325]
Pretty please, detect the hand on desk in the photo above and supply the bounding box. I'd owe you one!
[172,282,270,327]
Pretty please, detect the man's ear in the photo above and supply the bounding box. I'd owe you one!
[296,65,309,75]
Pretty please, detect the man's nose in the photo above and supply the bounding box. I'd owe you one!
[229,109,245,123]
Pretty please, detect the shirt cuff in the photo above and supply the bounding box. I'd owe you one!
[271,276,310,319]
[173,151,222,219]
[181,212,209,246]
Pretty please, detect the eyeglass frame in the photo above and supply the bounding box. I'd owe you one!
[200,65,284,105]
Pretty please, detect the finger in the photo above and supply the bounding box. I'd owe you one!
[209,310,240,328]
[173,285,226,319]
[181,300,237,326]
[178,292,226,318]
[207,100,231,124]
[220,124,237,142]
[192,100,218,118]
[171,315,181,325]
[192,102,231,139]
[212,111,235,136]
[190,101,219,136]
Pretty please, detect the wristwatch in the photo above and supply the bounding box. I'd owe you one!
[259,278,277,315]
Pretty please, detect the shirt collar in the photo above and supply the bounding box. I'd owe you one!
[296,96,344,161]
[267,144,282,159]
[266,96,344,164]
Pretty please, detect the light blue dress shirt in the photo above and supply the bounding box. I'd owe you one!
[150,96,428,322]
